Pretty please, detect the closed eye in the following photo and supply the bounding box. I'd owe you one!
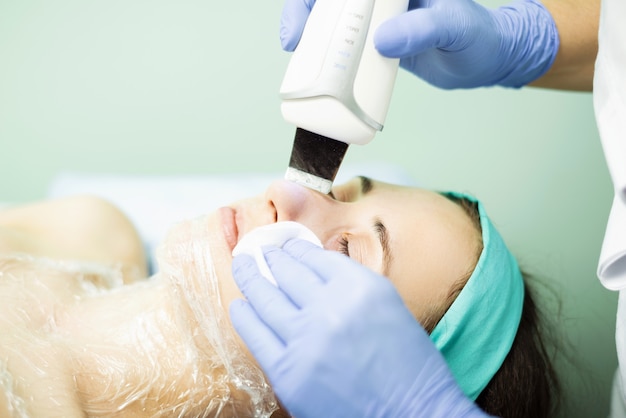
[337,234,350,256]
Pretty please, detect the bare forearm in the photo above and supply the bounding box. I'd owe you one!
[529,0,600,91]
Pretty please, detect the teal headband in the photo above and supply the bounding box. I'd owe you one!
[431,192,524,401]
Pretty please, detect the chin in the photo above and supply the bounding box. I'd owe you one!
[157,212,243,313]
[205,211,238,295]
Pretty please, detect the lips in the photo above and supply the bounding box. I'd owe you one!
[218,206,238,253]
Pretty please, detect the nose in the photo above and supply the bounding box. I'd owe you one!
[265,180,335,225]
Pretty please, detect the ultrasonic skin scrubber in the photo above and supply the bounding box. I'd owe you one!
[281,0,408,194]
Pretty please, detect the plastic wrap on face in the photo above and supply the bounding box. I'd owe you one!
[0,216,277,417]
[151,215,277,417]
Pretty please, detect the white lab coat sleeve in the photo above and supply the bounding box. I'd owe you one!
[594,0,626,291]
[593,0,626,415]
[613,292,626,418]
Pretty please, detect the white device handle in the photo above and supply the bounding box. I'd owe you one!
[280,0,409,145]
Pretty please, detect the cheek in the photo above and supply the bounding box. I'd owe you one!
[357,245,384,275]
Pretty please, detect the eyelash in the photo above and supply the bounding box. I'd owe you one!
[338,235,350,256]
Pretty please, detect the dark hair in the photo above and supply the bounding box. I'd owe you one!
[476,276,561,417]
[440,194,561,418]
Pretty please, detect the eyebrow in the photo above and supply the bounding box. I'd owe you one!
[359,176,392,276]
[358,175,374,194]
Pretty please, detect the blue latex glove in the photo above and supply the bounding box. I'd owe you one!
[279,0,559,89]
[229,239,488,418]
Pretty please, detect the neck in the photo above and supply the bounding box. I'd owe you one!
[61,274,261,416]
[62,278,188,415]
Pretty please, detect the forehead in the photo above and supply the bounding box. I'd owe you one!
[365,180,481,316]
[356,179,470,222]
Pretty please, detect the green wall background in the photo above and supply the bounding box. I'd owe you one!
[0,1,617,416]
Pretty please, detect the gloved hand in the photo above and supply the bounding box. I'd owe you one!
[279,0,559,89]
[279,0,316,52]
[229,239,488,418]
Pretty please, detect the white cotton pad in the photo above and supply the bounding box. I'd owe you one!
[232,221,323,286]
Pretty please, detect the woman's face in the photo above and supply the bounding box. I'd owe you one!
[216,177,481,322]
